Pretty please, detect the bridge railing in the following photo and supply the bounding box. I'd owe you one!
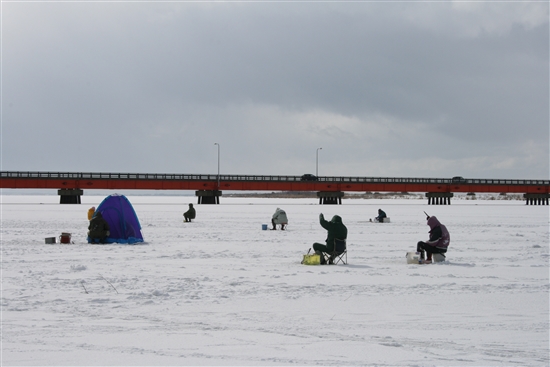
[1,171,548,186]
[0,171,220,181]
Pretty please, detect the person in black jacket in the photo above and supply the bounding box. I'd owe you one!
[183,203,196,222]
[88,212,110,244]
[374,209,387,222]
[313,213,348,264]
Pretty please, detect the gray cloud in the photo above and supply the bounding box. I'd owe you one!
[2,2,548,179]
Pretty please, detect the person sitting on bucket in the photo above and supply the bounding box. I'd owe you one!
[374,209,387,222]
[183,203,196,222]
[416,214,450,264]
[271,208,288,230]
[312,213,347,264]
[88,212,110,244]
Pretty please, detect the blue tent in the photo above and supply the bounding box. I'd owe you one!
[89,194,144,244]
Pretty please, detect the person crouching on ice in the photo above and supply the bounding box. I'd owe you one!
[271,207,288,230]
[87,206,96,221]
[88,212,110,244]
[417,215,450,263]
[374,209,387,222]
[313,213,347,264]
[183,203,196,222]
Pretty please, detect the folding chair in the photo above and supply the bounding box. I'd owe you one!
[323,238,347,265]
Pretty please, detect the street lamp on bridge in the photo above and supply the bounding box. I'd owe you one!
[316,147,322,177]
[214,143,220,189]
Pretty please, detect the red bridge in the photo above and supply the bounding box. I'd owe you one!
[1,171,549,205]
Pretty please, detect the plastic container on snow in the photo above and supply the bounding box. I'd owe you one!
[302,253,321,265]
[406,252,420,264]
[59,233,71,244]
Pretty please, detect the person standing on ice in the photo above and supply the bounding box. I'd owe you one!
[271,207,288,230]
[313,213,347,264]
[416,215,450,264]
[183,203,196,222]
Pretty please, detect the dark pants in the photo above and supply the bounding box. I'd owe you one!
[313,242,331,253]
[184,214,193,222]
[417,241,447,259]
[313,242,339,264]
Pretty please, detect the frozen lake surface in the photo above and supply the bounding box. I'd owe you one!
[1,195,548,366]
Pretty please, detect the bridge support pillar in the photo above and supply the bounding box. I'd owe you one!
[523,193,549,205]
[317,191,344,205]
[426,192,453,205]
[196,190,222,204]
[58,189,83,204]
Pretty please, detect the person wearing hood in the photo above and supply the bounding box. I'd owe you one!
[88,212,110,244]
[271,208,288,230]
[183,203,196,222]
[374,209,387,222]
[87,206,96,221]
[313,213,348,264]
[417,215,450,263]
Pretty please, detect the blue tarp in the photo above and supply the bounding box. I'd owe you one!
[89,194,144,244]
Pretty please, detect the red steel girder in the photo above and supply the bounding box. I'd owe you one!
[1,176,548,194]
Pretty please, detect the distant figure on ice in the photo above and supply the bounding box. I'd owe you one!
[87,206,96,221]
[416,215,450,264]
[271,208,288,230]
[374,209,387,222]
[313,213,347,264]
[88,212,110,244]
[183,203,196,222]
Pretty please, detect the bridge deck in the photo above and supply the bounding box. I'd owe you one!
[1,171,548,194]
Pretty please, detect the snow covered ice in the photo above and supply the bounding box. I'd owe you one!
[1,194,548,366]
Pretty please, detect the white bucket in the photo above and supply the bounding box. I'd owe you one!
[433,253,446,262]
[406,252,420,264]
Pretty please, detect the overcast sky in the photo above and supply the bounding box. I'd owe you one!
[2,1,548,180]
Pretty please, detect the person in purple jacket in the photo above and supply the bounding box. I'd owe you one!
[416,215,450,264]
